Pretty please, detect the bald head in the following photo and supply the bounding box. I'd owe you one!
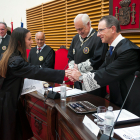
[35,32,45,47]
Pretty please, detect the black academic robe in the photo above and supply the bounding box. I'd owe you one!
[0,54,65,140]
[28,45,55,68]
[68,29,108,95]
[0,34,10,55]
[95,38,140,116]
[68,29,108,69]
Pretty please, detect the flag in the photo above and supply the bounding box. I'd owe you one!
[11,22,13,33]
[21,22,23,28]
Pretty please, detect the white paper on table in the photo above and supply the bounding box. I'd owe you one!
[92,109,139,122]
[66,88,87,97]
[114,125,140,140]
[83,115,100,137]
[48,86,72,92]
[21,78,44,95]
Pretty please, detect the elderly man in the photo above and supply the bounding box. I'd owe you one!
[28,31,55,68]
[67,15,140,117]
[0,22,10,55]
[67,14,108,91]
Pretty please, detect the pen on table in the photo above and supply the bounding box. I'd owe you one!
[92,113,104,122]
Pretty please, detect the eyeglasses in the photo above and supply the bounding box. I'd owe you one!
[97,27,112,34]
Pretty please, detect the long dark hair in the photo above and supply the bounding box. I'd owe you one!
[0,27,30,78]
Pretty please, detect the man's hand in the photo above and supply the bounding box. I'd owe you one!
[65,69,76,82]
[71,68,82,81]
[74,64,78,70]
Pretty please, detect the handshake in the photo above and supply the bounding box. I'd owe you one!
[65,68,82,82]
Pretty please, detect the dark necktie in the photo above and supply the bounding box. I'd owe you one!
[109,46,114,56]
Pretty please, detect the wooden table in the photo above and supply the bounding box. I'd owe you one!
[21,91,140,140]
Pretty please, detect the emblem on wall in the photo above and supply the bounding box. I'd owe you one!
[115,0,136,25]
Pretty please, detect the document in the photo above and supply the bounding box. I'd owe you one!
[114,125,140,140]
[21,78,44,95]
[92,109,139,123]
[66,88,87,97]
[48,86,72,92]
[48,86,87,97]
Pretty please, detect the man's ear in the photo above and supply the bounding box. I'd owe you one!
[111,26,116,33]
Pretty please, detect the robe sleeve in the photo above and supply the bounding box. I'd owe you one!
[8,56,65,84]
[83,50,140,91]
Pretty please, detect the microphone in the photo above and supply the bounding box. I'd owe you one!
[64,63,69,70]
[135,71,140,78]
[47,83,60,99]
[47,63,69,99]
[100,71,139,140]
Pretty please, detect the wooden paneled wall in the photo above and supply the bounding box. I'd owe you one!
[26,0,140,50]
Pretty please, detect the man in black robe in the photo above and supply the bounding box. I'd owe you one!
[68,15,140,117]
[0,22,10,55]
[28,32,55,68]
[67,14,108,93]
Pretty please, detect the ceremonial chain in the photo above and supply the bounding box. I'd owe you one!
[79,31,95,47]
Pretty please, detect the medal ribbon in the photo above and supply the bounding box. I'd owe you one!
[79,31,95,47]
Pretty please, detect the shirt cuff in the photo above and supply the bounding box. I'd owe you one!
[78,59,93,73]
[83,72,100,91]
[68,60,75,69]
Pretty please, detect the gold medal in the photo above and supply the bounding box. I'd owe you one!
[2,46,6,50]
[73,49,75,54]
[39,56,43,61]
[83,47,89,54]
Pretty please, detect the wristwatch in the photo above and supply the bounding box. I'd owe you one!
[79,75,83,83]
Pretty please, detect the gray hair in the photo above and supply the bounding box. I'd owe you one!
[74,14,91,27]
[35,31,45,39]
[99,15,121,33]
[0,22,7,28]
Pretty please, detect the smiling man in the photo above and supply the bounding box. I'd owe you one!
[67,14,108,91]
[0,22,10,55]
[28,31,55,68]
[67,15,140,117]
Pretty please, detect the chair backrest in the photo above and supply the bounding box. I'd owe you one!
[26,49,30,58]
[54,47,73,85]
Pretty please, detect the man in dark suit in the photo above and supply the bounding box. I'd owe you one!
[28,32,55,68]
[67,13,108,92]
[0,22,10,55]
[67,15,140,117]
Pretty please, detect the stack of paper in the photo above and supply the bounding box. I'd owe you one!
[48,86,87,97]
[93,109,140,123]
[114,125,140,140]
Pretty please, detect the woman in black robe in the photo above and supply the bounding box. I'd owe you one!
[0,27,65,140]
